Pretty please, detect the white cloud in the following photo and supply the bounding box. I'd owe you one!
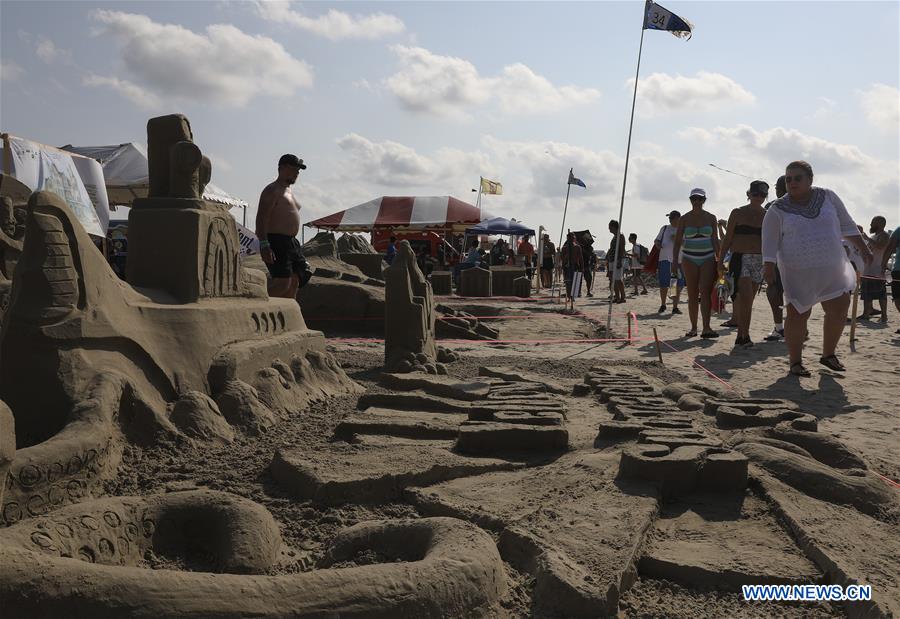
[679,124,872,174]
[385,46,490,119]
[35,36,72,64]
[629,71,755,116]
[493,64,601,115]
[858,83,900,130]
[812,96,837,121]
[82,74,162,109]
[385,46,600,118]
[337,133,437,185]
[0,60,24,82]
[89,10,313,107]
[254,2,404,40]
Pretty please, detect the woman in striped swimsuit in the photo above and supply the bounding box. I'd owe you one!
[673,188,721,338]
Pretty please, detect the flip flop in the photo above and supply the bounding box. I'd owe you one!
[789,362,811,377]
[701,331,719,339]
[685,330,697,337]
[819,355,846,372]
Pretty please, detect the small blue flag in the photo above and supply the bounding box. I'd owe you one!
[568,168,586,188]
[643,0,693,39]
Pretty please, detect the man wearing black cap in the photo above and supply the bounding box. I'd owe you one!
[255,154,311,298]
[653,211,684,314]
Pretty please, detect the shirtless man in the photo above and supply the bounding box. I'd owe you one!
[718,180,768,348]
[256,154,311,299]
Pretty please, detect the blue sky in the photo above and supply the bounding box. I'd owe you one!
[2,1,898,244]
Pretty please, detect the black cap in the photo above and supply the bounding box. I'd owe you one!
[667,210,681,217]
[748,180,769,193]
[278,154,307,170]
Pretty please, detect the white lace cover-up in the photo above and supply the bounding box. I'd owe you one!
[762,187,860,314]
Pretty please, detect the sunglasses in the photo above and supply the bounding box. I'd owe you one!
[784,174,806,183]
[749,191,768,197]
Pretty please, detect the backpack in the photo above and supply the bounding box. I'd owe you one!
[638,244,649,265]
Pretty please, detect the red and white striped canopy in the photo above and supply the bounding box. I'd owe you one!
[307,196,482,232]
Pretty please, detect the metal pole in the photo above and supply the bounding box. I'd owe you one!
[476,177,484,219]
[607,19,646,335]
[553,183,572,299]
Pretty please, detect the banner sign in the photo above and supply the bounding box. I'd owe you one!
[236,222,260,256]
[3,135,106,236]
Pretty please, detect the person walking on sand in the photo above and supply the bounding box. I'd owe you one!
[858,216,890,322]
[673,189,721,338]
[607,221,627,304]
[719,180,768,348]
[762,161,872,377]
[881,222,900,334]
[628,233,649,296]
[654,211,684,315]
[763,176,788,340]
[560,232,584,299]
[256,154,312,299]
[540,234,556,288]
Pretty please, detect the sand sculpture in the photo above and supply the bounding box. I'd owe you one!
[459,266,491,297]
[0,114,361,524]
[0,405,507,618]
[383,240,442,372]
[336,232,385,280]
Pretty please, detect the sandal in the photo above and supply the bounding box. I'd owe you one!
[701,331,719,339]
[685,330,697,337]
[789,362,811,377]
[819,354,846,372]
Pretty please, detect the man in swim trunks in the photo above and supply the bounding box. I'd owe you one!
[256,154,312,299]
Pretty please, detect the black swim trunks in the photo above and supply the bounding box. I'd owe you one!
[266,233,311,285]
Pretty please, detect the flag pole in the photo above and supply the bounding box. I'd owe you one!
[476,176,484,219]
[607,15,647,335]
[554,180,572,300]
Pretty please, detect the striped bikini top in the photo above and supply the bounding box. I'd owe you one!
[683,225,715,257]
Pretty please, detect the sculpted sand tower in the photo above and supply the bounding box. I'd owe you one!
[384,240,439,372]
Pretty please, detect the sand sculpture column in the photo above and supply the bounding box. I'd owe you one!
[384,241,437,372]
[126,114,242,303]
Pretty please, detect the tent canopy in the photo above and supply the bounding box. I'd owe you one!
[307,196,482,233]
[61,142,248,209]
[466,216,534,236]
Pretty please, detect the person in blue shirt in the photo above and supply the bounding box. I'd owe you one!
[385,236,397,265]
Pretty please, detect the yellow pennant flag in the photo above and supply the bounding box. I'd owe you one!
[480,177,503,195]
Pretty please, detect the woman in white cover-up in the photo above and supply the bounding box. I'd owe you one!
[762,161,872,377]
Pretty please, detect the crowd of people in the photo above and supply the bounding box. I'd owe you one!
[541,160,897,375]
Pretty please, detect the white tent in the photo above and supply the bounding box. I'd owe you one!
[61,143,248,210]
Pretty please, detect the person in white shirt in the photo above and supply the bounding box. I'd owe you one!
[628,233,649,296]
[762,160,872,377]
[654,211,684,314]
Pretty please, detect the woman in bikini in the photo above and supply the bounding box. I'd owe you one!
[673,188,720,338]
[718,180,768,348]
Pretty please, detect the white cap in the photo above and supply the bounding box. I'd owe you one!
[689,187,706,198]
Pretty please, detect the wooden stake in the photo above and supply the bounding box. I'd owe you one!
[627,312,633,344]
[849,272,860,346]
[653,327,663,364]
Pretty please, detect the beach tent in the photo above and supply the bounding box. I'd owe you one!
[466,216,535,236]
[1,133,109,235]
[60,143,248,210]
[307,196,483,233]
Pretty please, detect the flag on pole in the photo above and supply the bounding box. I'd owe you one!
[643,0,693,39]
[568,168,586,188]
[480,177,503,195]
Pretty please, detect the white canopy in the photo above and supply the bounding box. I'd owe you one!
[61,142,248,209]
